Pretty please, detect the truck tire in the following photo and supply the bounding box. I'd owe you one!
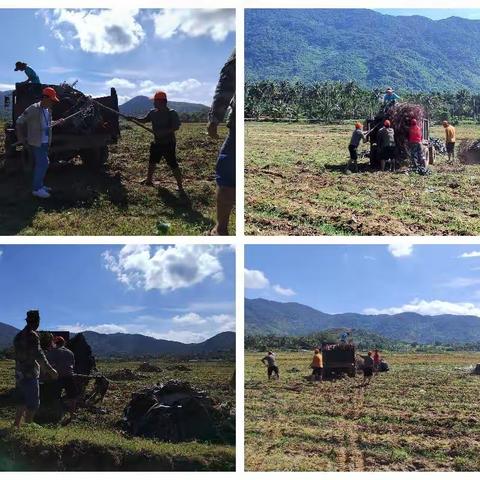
[348,367,356,378]
[80,146,109,169]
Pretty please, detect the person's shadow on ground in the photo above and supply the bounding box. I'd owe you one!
[0,158,128,235]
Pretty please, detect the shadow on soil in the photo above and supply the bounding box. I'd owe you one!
[0,157,128,235]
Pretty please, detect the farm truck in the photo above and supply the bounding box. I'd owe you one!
[321,342,356,379]
[3,82,120,170]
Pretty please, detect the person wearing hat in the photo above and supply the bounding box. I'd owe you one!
[347,122,366,173]
[14,61,40,85]
[207,49,236,236]
[13,310,58,428]
[377,119,396,171]
[442,120,456,162]
[408,118,427,174]
[127,91,186,198]
[383,87,401,109]
[46,336,78,425]
[261,351,279,380]
[16,87,65,198]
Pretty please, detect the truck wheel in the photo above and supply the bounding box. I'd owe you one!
[80,146,109,169]
[348,367,356,378]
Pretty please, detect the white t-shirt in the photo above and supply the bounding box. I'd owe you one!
[40,108,51,144]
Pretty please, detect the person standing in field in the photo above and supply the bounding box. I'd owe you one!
[310,348,323,381]
[377,120,396,171]
[442,120,456,162]
[13,310,58,428]
[16,87,64,198]
[46,336,78,425]
[261,351,279,380]
[207,49,236,236]
[373,349,381,374]
[347,122,365,173]
[127,91,187,199]
[362,351,374,386]
[408,118,427,175]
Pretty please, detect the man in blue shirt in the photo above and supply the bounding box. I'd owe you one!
[14,61,41,84]
[383,87,401,108]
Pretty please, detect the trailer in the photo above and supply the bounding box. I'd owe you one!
[365,107,435,169]
[3,82,120,170]
[321,342,356,379]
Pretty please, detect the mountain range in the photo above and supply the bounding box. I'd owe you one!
[245,298,480,344]
[119,96,209,116]
[0,322,234,357]
[245,9,480,91]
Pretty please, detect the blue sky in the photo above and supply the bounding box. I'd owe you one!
[375,9,480,20]
[0,9,235,105]
[0,244,235,343]
[246,243,480,317]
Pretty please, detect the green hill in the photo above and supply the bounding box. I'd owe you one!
[245,9,480,91]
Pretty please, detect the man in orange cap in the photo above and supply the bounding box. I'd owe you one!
[442,120,456,162]
[347,122,366,173]
[127,91,186,198]
[16,87,64,198]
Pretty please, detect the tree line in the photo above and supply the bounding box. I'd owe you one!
[245,80,480,123]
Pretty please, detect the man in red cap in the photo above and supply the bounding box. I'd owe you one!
[127,91,186,198]
[346,122,366,173]
[16,87,64,198]
[377,119,396,171]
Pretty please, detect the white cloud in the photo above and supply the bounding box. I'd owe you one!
[40,66,76,75]
[137,78,203,97]
[0,84,14,91]
[459,251,480,258]
[38,46,46,52]
[272,284,296,296]
[58,323,128,334]
[144,329,209,343]
[441,277,480,288]
[106,77,136,89]
[364,255,376,261]
[109,305,145,314]
[103,244,225,292]
[388,242,413,257]
[152,9,235,42]
[0,250,3,260]
[364,299,480,317]
[210,314,235,330]
[172,312,206,325]
[45,9,145,54]
[244,268,270,289]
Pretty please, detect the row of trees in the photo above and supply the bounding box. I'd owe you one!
[245,80,480,123]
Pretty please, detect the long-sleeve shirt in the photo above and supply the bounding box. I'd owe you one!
[25,66,40,84]
[208,49,236,129]
[349,129,365,147]
[16,102,52,147]
[384,92,401,104]
[46,346,75,378]
[14,327,55,380]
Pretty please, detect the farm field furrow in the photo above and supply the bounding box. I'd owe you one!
[245,351,480,471]
[245,122,480,235]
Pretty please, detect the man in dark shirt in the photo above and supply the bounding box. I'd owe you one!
[128,91,186,198]
[261,351,279,379]
[207,49,236,235]
[13,310,58,427]
[47,336,78,424]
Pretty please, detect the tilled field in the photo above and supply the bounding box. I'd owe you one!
[245,351,480,471]
[245,121,480,235]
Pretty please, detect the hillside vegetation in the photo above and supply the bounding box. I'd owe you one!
[246,9,480,91]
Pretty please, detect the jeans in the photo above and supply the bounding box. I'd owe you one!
[409,143,423,168]
[30,143,49,192]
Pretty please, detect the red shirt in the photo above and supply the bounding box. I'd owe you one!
[409,124,422,143]
[373,353,380,365]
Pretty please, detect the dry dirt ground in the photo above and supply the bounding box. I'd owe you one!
[245,351,480,471]
[0,122,234,236]
[245,121,480,235]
